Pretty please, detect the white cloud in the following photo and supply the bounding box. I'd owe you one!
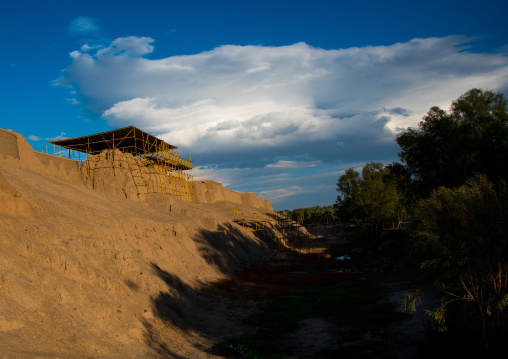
[266,160,321,169]
[65,98,80,105]
[68,16,100,35]
[259,187,305,202]
[80,43,104,52]
[28,132,67,142]
[28,135,41,141]
[56,35,508,209]
[96,37,155,57]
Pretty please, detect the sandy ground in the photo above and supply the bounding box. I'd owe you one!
[0,150,279,358]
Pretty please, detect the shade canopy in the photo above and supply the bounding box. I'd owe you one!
[50,126,176,156]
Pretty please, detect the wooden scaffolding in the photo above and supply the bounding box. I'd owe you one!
[50,126,194,202]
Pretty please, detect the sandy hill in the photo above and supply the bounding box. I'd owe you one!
[0,129,280,358]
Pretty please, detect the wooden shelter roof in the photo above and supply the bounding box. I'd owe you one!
[50,126,176,156]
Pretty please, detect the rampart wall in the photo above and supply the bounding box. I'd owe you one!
[0,129,19,160]
[35,152,82,177]
[0,128,84,183]
[0,128,272,210]
[190,180,272,210]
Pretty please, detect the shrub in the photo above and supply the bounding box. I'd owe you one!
[409,174,508,351]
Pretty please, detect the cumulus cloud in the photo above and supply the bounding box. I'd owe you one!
[55,35,508,208]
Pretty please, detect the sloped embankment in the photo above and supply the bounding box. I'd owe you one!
[0,140,279,358]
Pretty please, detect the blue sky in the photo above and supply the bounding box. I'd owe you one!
[1,0,508,210]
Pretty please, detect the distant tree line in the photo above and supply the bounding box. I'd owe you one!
[285,205,337,225]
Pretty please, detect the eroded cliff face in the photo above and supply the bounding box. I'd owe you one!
[0,129,279,358]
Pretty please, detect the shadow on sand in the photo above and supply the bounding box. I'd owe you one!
[143,222,281,357]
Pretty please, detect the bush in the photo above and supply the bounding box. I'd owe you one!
[410,174,508,352]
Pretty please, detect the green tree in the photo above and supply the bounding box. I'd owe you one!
[409,174,508,351]
[336,162,401,234]
[336,168,361,223]
[386,161,417,214]
[358,162,400,231]
[396,88,508,197]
